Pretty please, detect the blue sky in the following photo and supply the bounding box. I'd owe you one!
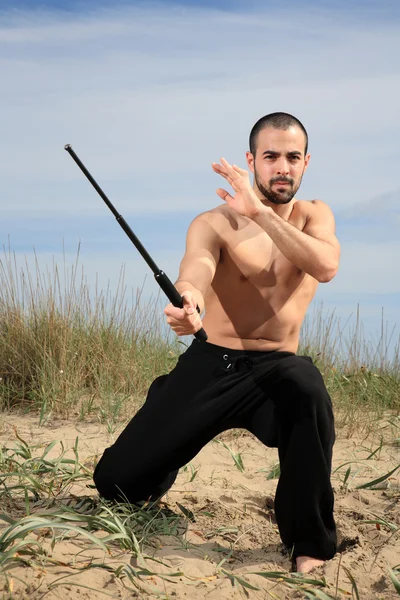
[1,0,399,361]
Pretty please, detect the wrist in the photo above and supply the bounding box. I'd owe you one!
[250,203,272,221]
[175,281,205,313]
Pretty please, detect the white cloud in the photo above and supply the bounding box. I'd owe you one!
[0,4,399,216]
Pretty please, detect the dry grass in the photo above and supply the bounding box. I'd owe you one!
[0,246,180,425]
[0,246,399,431]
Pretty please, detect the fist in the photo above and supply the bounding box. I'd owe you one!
[164,290,203,336]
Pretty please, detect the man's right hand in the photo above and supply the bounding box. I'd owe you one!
[164,290,203,336]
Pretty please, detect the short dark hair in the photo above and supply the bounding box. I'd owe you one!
[249,112,308,156]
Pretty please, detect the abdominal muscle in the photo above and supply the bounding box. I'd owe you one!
[201,270,318,353]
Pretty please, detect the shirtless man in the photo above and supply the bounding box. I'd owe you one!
[93,112,340,574]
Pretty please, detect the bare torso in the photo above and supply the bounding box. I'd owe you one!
[201,200,318,352]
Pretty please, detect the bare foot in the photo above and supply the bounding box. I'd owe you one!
[296,556,324,573]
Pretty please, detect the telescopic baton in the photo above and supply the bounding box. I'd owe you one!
[64,144,208,343]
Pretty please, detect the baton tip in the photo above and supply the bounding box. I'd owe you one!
[64,144,71,151]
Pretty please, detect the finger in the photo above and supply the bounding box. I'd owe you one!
[174,324,200,333]
[165,308,185,321]
[166,316,183,326]
[222,158,244,181]
[181,296,196,315]
[216,188,234,202]
[221,159,246,188]
[232,164,249,176]
[220,157,235,175]
[220,157,231,167]
[167,311,201,328]
[172,318,201,332]
[174,322,202,335]
[213,164,237,187]
[212,163,229,180]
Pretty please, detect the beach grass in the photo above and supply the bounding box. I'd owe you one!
[0,246,398,429]
[0,247,180,425]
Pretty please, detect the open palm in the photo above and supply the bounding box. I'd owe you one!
[212,157,263,218]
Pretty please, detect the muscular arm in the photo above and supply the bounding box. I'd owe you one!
[174,214,221,312]
[252,201,340,282]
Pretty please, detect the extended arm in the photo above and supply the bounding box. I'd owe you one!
[164,214,220,336]
[173,214,221,312]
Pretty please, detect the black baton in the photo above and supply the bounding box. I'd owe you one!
[64,144,207,343]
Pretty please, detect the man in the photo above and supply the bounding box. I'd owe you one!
[94,112,340,574]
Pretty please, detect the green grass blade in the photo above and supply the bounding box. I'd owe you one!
[0,539,44,567]
[342,466,351,487]
[213,440,245,472]
[0,516,109,553]
[266,462,281,480]
[250,571,327,586]
[389,568,400,595]
[40,440,59,460]
[221,569,260,591]
[356,464,400,489]
[343,567,360,600]
[176,502,196,522]
[303,591,336,600]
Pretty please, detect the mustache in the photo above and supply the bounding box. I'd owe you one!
[270,176,294,186]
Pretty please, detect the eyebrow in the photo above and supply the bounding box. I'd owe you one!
[262,150,302,157]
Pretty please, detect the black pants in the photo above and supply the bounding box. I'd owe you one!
[94,339,337,560]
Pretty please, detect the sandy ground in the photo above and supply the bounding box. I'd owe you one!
[0,412,399,599]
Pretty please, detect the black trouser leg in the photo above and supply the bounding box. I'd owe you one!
[93,360,220,503]
[93,342,263,503]
[248,356,336,560]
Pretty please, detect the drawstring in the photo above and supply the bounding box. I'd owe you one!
[220,354,256,374]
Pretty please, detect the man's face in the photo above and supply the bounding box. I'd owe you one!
[246,126,310,205]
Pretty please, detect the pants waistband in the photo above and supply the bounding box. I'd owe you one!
[189,338,296,360]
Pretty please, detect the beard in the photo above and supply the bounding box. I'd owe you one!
[254,167,303,205]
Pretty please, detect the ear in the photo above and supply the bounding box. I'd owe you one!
[246,151,255,174]
[304,152,311,171]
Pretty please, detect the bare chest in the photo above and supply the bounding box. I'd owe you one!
[225,239,296,287]
[216,217,305,289]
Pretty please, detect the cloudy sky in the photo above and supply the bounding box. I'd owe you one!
[1,0,399,359]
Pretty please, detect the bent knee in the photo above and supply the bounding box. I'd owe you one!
[94,468,140,503]
[93,449,152,503]
[93,450,131,501]
[93,451,118,499]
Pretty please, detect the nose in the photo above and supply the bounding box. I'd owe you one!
[276,157,290,176]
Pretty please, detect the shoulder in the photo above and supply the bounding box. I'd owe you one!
[293,199,335,223]
[293,198,333,213]
[293,200,338,244]
[190,204,236,233]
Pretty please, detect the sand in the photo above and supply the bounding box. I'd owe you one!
[0,412,399,599]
